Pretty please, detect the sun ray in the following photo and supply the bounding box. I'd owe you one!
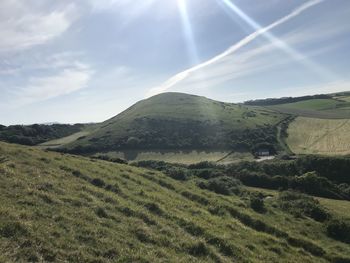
[177,0,200,66]
[219,0,338,81]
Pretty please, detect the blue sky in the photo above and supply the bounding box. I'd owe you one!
[1,0,350,125]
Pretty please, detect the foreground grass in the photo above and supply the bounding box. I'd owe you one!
[0,142,349,262]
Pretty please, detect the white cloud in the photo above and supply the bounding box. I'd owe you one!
[0,1,77,53]
[15,66,93,105]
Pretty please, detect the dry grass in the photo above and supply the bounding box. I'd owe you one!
[287,117,350,155]
[97,150,254,164]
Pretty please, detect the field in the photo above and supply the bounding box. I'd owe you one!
[95,150,254,164]
[39,131,91,148]
[268,99,350,119]
[1,142,350,262]
[286,117,350,155]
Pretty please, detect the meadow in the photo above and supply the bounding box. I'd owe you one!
[268,98,350,119]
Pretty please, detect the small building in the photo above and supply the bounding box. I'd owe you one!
[256,149,270,157]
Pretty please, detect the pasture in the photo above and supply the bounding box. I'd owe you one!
[286,117,350,155]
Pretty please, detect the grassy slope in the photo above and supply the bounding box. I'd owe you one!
[268,98,350,119]
[0,142,350,262]
[286,117,350,155]
[39,124,100,148]
[63,92,285,153]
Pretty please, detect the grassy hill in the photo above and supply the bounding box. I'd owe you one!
[1,142,350,262]
[5,92,350,160]
[59,93,286,157]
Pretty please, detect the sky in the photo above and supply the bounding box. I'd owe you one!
[0,0,350,125]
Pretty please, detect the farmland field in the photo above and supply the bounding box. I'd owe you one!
[268,99,350,119]
[95,150,254,164]
[286,117,350,155]
[39,131,91,148]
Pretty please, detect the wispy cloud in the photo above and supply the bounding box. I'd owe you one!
[0,1,77,53]
[13,64,93,106]
[146,0,324,97]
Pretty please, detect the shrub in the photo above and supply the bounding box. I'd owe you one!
[165,167,188,181]
[199,176,242,196]
[278,191,329,222]
[95,207,108,218]
[326,219,350,243]
[250,195,265,213]
[91,178,105,188]
[94,155,128,164]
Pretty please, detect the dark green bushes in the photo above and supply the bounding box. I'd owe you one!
[277,191,329,222]
[93,155,128,164]
[198,176,242,195]
[326,219,350,243]
[0,124,85,146]
[165,167,188,181]
[250,194,265,213]
[91,178,106,188]
[95,207,108,218]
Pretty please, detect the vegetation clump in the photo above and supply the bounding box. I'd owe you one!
[326,219,350,243]
[277,191,329,222]
[0,124,86,146]
[0,221,29,238]
[198,176,242,196]
[250,194,265,213]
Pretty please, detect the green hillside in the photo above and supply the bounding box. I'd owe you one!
[60,93,286,156]
[267,98,350,119]
[1,142,350,262]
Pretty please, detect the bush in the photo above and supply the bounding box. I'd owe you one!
[250,195,265,213]
[278,191,329,222]
[94,155,128,164]
[199,176,242,195]
[95,207,108,218]
[326,219,350,243]
[165,167,188,181]
[91,178,105,188]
